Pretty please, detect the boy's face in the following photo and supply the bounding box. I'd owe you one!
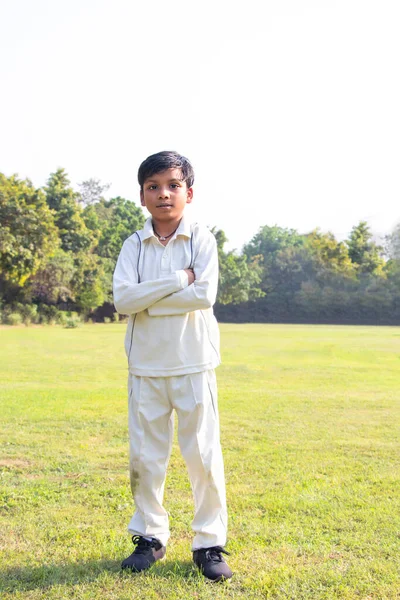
[140,168,193,225]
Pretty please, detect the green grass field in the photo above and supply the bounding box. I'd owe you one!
[1,323,399,599]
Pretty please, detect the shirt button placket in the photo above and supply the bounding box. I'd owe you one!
[161,248,169,273]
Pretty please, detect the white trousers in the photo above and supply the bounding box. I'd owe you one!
[127,369,228,550]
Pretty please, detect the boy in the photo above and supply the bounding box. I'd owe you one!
[113,151,232,582]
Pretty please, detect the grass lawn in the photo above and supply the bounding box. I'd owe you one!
[0,323,399,599]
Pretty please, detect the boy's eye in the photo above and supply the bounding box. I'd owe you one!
[170,183,179,189]
[148,185,157,190]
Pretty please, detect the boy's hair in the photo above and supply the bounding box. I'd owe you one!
[138,151,194,190]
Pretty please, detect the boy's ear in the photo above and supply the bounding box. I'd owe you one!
[140,190,145,206]
[186,187,193,204]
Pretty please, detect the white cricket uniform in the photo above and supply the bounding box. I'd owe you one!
[113,216,227,550]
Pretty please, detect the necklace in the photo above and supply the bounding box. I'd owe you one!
[153,224,179,242]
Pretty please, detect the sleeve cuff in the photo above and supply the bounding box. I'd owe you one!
[177,269,189,289]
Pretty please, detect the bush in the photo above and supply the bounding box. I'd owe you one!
[17,303,38,326]
[57,311,68,326]
[104,317,111,324]
[37,304,56,325]
[5,312,23,326]
[113,312,119,322]
[48,305,61,325]
[66,311,80,319]
[64,315,81,328]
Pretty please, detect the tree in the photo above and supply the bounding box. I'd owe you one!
[305,229,356,284]
[78,178,111,206]
[0,173,59,288]
[385,223,400,261]
[212,228,264,305]
[243,225,311,298]
[72,253,110,315]
[243,225,306,291]
[44,168,93,253]
[346,221,385,276]
[384,223,400,288]
[30,249,75,304]
[84,196,145,262]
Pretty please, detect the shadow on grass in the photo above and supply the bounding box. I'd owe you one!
[1,559,197,593]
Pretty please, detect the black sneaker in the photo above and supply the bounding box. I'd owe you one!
[193,546,233,582]
[121,535,166,572]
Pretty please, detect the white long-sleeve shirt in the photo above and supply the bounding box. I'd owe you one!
[113,216,221,376]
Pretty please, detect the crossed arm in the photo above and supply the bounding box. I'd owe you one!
[113,232,219,317]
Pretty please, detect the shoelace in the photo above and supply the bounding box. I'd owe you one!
[204,546,230,562]
[131,535,158,554]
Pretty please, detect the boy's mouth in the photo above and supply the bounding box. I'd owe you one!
[157,203,173,208]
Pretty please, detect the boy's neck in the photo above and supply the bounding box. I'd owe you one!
[151,216,183,238]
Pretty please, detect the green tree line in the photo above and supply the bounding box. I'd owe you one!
[1,169,399,325]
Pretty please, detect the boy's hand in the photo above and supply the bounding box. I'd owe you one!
[184,269,195,285]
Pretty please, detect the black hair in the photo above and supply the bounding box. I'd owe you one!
[138,151,194,190]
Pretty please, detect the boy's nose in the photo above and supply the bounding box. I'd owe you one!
[159,188,170,198]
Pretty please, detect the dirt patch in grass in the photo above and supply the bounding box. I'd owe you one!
[0,459,31,468]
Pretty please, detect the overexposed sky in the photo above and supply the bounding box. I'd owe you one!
[1,0,399,250]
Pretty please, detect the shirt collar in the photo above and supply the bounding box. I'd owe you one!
[175,214,191,238]
[142,218,155,241]
[141,215,191,241]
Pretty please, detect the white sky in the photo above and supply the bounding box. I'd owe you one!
[1,0,399,250]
